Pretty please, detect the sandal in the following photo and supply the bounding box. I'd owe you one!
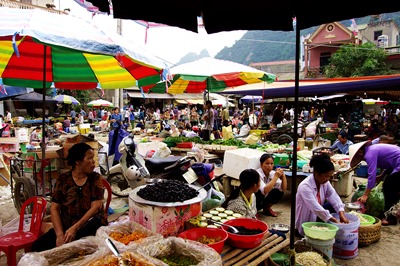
[263,207,278,217]
[381,216,397,226]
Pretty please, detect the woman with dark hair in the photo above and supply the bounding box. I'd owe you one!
[256,153,287,217]
[295,154,349,237]
[32,142,107,252]
[221,169,260,219]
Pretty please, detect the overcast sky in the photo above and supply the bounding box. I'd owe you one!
[60,0,246,65]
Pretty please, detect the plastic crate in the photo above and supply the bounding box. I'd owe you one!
[176,142,194,148]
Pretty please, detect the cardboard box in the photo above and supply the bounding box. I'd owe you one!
[128,199,202,237]
[62,135,101,167]
[20,147,63,173]
[0,155,10,186]
[0,137,19,153]
[222,148,265,179]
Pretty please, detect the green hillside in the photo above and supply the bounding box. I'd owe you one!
[215,12,400,65]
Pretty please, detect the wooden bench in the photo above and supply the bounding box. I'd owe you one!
[221,233,289,266]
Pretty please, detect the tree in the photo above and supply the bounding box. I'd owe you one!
[324,42,394,78]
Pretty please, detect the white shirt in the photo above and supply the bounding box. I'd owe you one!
[381,108,387,117]
[256,168,282,196]
[5,112,11,123]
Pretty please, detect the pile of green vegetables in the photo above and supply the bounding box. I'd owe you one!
[164,136,269,149]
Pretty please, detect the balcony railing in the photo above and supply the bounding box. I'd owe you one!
[0,0,67,14]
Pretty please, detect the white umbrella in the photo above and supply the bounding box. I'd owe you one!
[87,99,114,107]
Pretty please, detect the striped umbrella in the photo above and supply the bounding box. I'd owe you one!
[143,57,276,94]
[54,94,80,105]
[0,7,165,90]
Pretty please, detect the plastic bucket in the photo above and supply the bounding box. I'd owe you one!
[329,213,360,259]
[305,235,335,260]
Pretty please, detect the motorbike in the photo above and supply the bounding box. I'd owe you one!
[105,133,196,197]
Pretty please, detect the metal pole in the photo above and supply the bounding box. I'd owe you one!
[289,19,301,255]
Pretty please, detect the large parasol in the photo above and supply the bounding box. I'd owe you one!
[144,57,276,94]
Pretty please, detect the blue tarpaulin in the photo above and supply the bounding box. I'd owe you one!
[0,85,33,100]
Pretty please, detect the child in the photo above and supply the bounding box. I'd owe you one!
[222,169,260,219]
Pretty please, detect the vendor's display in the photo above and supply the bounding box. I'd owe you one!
[358,217,382,246]
[301,222,339,241]
[88,251,160,266]
[178,227,228,253]
[366,181,385,218]
[185,207,242,230]
[136,237,222,266]
[136,180,199,203]
[348,211,375,226]
[221,218,269,249]
[129,184,207,237]
[96,219,163,252]
[268,243,331,266]
[18,236,104,266]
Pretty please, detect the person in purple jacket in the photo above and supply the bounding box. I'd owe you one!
[350,140,400,225]
[295,154,349,237]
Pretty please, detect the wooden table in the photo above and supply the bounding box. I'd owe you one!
[221,232,290,266]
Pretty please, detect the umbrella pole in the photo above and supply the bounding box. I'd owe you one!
[41,45,47,194]
[289,22,301,259]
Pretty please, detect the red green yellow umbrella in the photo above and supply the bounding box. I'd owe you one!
[0,7,165,90]
[142,57,276,94]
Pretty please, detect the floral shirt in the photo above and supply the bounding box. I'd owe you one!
[226,192,258,219]
[51,171,107,231]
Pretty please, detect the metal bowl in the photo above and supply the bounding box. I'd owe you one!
[270,223,290,233]
[346,202,362,211]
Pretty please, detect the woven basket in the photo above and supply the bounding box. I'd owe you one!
[268,243,331,266]
[358,216,381,246]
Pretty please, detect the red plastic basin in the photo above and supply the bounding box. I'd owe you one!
[178,227,228,253]
[221,218,269,249]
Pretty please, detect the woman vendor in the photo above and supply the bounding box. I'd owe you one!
[32,142,108,252]
[295,154,349,237]
[350,140,400,225]
[256,153,287,217]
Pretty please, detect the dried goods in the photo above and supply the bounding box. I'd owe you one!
[137,180,199,202]
[157,253,199,265]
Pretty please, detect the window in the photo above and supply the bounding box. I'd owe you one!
[374,30,383,40]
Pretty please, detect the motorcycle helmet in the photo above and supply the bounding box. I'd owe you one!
[126,165,141,180]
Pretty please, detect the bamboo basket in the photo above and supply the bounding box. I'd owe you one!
[267,242,331,266]
[358,216,381,246]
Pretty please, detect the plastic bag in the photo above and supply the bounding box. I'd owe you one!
[366,181,385,218]
[136,237,222,266]
[245,132,260,145]
[96,219,163,252]
[202,188,225,212]
[351,184,366,202]
[18,236,103,266]
[152,142,171,158]
[222,125,234,140]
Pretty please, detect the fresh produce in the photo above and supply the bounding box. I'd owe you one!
[366,181,385,218]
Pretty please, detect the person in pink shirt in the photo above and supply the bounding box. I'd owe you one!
[295,154,349,237]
